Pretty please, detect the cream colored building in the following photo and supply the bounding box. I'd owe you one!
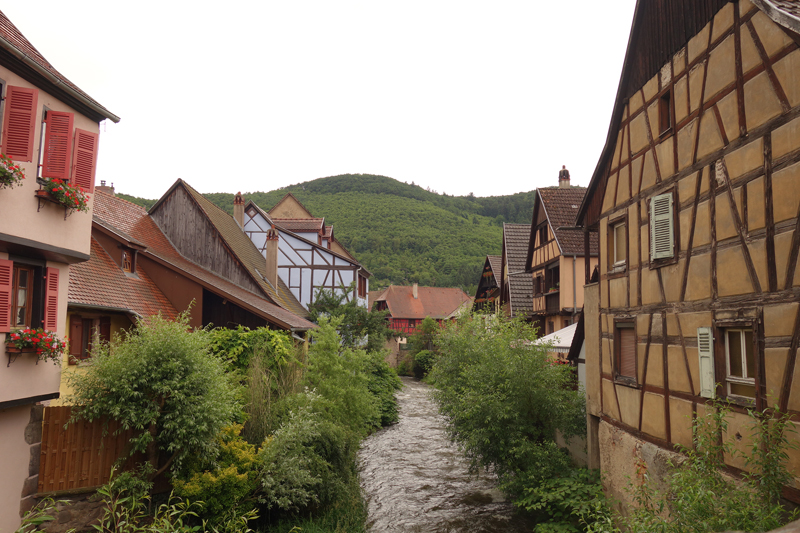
[576,0,800,508]
[0,12,118,528]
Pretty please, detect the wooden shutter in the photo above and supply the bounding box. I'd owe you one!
[41,110,74,180]
[44,267,59,331]
[697,327,715,398]
[651,193,674,260]
[69,314,83,365]
[1,85,38,161]
[618,326,636,378]
[99,316,111,343]
[0,258,12,333]
[71,128,99,193]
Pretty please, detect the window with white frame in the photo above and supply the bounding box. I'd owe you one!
[609,218,627,271]
[724,328,756,400]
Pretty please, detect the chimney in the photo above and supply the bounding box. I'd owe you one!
[265,224,280,289]
[412,283,418,299]
[558,165,570,188]
[96,180,115,196]
[233,192,244,228]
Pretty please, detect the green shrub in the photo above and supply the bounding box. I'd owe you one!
[412,349,435,377]
[173,425,259,526]
[364,351,402,426]
[430,314,585,498]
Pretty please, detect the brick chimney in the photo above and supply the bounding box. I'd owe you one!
[265,224,280,288]
[233,192,244,228]
[412,283,418,299]
[96,180,115,196]
[558,165,570,188]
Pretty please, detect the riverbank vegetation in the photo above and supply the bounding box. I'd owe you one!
[427,312,799,533]
[65,312,401,532]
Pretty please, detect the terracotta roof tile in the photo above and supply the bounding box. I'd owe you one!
[69,237,178,325]
[504,224,534,316]
[538,187,598,255]
[93,192,315,331]
[0,10,117,122]
[273,218,325,233]
[373,285,471,319]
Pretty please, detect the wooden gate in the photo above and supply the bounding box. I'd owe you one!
[38,406,142,494]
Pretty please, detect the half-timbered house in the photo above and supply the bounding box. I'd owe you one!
[237,193,370,309]
[0,10,118,527]
[473,254,502,313]
[576,0,800,506]
[526,174,599,335]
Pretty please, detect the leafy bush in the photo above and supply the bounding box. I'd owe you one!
[626,400,799,533]
[173,425,259,526]
[364,351,403,426]
[517,468,614,532]
[430,314,585,498]
[412,349,435,377]
[68,312,240,478]
[208,325,295,374]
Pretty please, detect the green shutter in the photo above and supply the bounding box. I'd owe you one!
[651,193,674,260]
[697,327,715,398]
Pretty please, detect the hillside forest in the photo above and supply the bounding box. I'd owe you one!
[119,174,540,293]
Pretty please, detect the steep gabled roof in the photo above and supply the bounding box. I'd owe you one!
[69,237,178,325]
[474,255,502,307]
[93,192,315,331]
[268,193,315,218]
[577,0,800,227]
[151,180,309,319]
[502,223,534,316]
[0,10,119,123]
[272,218,325,233]
[527,187,599,268]
[373,285,471,320]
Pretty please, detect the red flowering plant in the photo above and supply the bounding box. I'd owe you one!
[5,328,66,364]
[42,178,90,212]
[0,153,25,189]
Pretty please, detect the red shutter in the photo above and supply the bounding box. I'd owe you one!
[44,267,59,331]
[1,85,38,162]
[69,314,82,364]
[41,110,74,180]
[71,128,99,193]
[0,258,12,333]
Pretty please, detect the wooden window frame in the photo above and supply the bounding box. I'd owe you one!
[648,188,679,268]
[614,318,638,387]
[69,314,111,364]
[11,264,34,328]
[5,259,46,331]
[537,225,548,248]
[713,319,761,408]
[658,89,673,138]
[608,214,628,275]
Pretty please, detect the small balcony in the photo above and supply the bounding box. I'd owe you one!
[532,290,561,314]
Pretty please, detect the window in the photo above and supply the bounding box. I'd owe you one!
[659,91,672,135]
[548,321,555,334]
[609,218,627,271]
[69,314,110,363]
[615,321,637,383]
[0,259,58,333]
[357,274,367,298]
[650,192,675,263]
[1,85,39,162]
[538,225,548,247]
[41,109,74,181]
[535,275,543,295]
[12,265,34,327]
[724,328,756,400]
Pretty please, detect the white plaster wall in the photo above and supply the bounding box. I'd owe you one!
[0,405,33,531]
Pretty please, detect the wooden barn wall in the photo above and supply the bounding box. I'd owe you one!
[150,187,261,294]
[588,0,800,500]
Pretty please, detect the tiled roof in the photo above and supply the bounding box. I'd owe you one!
[0,10,118,122]
[538,187,598,255]
[272,218,325,233]
[69,237,178,325]
[503,224,534,316]
[177,182,309,319]
[487,255,502,276]
[93,192,315,331]
[758,0,800,28]
[373,285,471,320]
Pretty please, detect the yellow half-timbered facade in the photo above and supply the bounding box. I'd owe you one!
[577,0,800,507]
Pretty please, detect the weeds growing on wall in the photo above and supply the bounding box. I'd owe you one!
[625,399,799,533]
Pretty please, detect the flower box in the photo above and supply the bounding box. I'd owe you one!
[5,328,66,366]
[5,345,39,367]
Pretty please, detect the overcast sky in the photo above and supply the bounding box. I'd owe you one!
[5,1,637,200]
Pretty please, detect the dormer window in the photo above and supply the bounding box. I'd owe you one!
[121,251,132,273]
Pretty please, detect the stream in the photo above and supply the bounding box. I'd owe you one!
[358,377,535,532]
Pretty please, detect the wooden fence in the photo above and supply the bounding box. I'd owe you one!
[38,406,142,494]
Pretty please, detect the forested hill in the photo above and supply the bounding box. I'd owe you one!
[119,174,538,292]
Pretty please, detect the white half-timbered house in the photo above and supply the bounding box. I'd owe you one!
[238,197,369,309]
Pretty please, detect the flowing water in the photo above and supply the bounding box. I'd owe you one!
[358,377,535,533]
